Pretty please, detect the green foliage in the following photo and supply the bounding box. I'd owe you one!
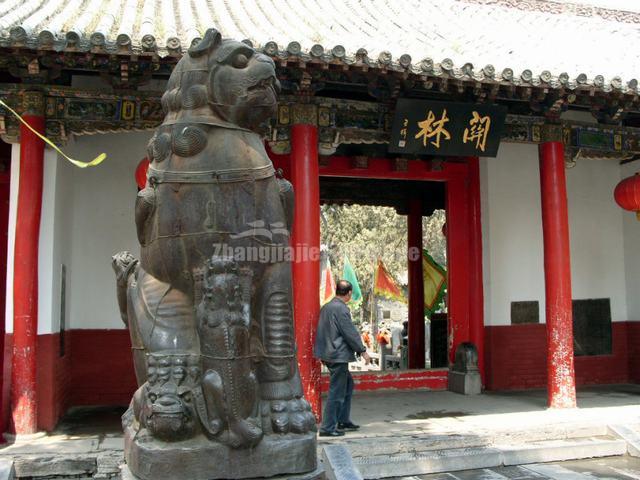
[422,210,447,267]
[320,204,446,322]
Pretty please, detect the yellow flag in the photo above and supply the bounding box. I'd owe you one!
[422,250,446,316]
[0,99,106,168]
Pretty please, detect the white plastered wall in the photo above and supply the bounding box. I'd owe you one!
[63,132,147,330]
[481,142,546,326]
[5,146,72,335]
[5,132,146,334]
[622,162,640,320]
[566,156,627,322]
[481,142,629,326]
[37,147,72,335]
[5,144,19,334]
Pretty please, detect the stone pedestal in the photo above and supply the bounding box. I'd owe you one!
[124,424,318,480]
[448,342,482,395]
[121,464,325,480]
[448,370,481,395]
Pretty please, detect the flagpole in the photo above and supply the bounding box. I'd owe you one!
[371,258,378,350]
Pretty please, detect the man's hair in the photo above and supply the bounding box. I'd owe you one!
[335,280,353,296]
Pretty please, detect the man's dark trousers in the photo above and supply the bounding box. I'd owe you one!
[320,362,353,433]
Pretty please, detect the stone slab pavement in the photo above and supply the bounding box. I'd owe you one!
[0,384,637,467]
[389,456,640,479]
[318,384,640,443]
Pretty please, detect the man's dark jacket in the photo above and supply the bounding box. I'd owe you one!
[314,297,366,363]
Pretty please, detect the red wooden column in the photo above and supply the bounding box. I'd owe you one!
[468,157,485,381]
[539,135,577,409]
[290,124,321,416]
[407,198,425,369]
[11,92,45,434]
[446,174,471,365]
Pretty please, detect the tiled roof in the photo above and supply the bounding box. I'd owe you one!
[2,0,640,92]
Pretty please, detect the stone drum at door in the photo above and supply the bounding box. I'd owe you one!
[112,28,317,480]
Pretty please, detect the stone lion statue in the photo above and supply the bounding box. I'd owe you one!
[112,29,317,480]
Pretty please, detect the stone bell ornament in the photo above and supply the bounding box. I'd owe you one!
[112,29,318,480]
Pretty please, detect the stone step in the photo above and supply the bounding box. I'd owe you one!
[12,455,97,478]
[323,445,363,480]
[608,424,640,457]
[352,437,627,479]
[0,460,14,480]
[320,423,608,459]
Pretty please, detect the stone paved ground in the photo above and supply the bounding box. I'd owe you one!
[1,386,639,478]
[392,456,640,479]
[329,385,640,441]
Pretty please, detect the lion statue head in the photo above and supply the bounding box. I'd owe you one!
[160,28,280,133]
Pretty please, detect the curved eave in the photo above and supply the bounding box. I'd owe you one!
[0,32,637,98]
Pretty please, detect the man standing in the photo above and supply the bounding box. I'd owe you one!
[314,280,371,437]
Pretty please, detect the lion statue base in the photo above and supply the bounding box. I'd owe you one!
[123,426,318,480]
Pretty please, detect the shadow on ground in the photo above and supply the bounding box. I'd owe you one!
[53,405,127,436]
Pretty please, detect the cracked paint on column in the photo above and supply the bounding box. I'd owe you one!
[548,325,577,408]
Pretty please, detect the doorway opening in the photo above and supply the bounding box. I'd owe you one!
[319,177,448,374]
[313,155,483,390]
[267,148,482,391]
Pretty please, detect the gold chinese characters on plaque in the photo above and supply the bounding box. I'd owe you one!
[390,99,507,157]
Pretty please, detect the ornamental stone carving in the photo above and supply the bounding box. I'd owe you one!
[112,28,317,480]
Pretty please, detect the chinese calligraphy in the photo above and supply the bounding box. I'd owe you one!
[399,118,409,147]
[463,111,491,152]
[415,109,451,148]
[390,99,505,156]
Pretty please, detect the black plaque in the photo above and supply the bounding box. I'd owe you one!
[511,301,540,325]
[389,99,507,157]
[572,298,612,356]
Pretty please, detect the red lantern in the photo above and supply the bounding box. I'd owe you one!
[135,157,150,189]
[614,172,640,220]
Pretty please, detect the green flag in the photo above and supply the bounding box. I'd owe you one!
[342,256,362,306]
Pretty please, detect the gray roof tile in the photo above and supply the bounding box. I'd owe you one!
[1,0,640,92]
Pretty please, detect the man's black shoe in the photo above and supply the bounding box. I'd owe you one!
[337,422,360,431]
[318,430,345,437]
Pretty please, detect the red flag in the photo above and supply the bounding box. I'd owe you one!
[373,260,406,303]
[320,259,336,305]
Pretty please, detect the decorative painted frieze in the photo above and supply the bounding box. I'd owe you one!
[2,88,640,163]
